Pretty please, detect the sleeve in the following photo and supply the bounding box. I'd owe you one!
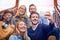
[9,35,17,40]
[48,23,55,32]
[0,21,14,39]
[47,28,59,40]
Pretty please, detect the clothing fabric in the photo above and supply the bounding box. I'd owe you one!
[28,23,59,40]
[9,35,31,40]
[40,16,50,25]
[0,21,14,40]
[12,16,30,27]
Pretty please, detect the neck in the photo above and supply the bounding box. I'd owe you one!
[32,24,36,29]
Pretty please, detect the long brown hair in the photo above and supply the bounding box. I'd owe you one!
[13,20,28,40]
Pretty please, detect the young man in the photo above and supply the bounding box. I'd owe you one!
[29,4,37,13]
[0,10,15,40]
[27,12,59,40]
[29,4,50,25]
[2,10,13,28]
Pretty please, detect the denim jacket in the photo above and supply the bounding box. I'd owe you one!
[9,35,31,40]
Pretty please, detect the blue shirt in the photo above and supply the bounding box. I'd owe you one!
[40,16,50,25]
[9,35,31,40]
[28,23,59,40]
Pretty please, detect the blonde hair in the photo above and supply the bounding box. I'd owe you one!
[48,35,56,40]
[14,20,28,40]
[15,5,28,18]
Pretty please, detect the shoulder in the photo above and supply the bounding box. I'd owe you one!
[38,23,48,28]
[9,35,17,40]
[28,36,31,40]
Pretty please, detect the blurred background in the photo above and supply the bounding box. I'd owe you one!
[0,0,60,16]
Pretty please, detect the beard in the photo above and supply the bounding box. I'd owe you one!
[32,22,38,25]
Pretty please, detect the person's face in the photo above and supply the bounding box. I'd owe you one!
[3,13,12,21]
[29,6,36,13]
[45,12,51,19]
[30,14,39,25]
[18,21,27,32]
[19,6,26,15]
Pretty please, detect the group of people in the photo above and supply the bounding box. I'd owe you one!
[0,4,59,40]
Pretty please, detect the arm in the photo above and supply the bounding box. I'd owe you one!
[9,35,17,40]
[47,28,59,40]
[0,21,14,39]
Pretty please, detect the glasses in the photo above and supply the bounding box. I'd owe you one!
[20,7,26,10]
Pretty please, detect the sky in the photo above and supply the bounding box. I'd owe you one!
[0,0,60,16]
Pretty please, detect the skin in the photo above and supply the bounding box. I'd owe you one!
[44,12,54,24]
[17,21,27,33]
[29,6,36,13]
[30,13,39,29]
[18,5,26,15]
[3,13,12,21]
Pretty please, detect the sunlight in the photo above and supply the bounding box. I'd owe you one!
[0,0,54,16]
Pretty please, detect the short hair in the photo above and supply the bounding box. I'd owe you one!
[29,4,36,8]
[29,4,36,11]
[30,12,39,18]
[3,10,13,16]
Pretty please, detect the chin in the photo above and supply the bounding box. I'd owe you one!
[32,23,38,25]
[21,30,26,32]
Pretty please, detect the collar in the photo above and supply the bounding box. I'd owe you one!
[32,23,39,30]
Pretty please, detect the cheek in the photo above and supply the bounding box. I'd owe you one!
[37,18,39,20]
[19,9,22,12]
[31,18,34,20]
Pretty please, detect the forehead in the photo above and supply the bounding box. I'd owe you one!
[30,6,36,8]
[4,13,12,15]
[20,6,26,9]
[31,14,38,17]
[18,21,25,24]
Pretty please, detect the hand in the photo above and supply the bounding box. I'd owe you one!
[10,24,15,30]
[46,16,54,24]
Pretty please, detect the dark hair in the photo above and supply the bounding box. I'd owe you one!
[3,10,13,16]
[30,12,39,18]
[29,4,36,11]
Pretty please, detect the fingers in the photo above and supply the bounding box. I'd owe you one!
[45,16,54,24]
[10,24,15,30]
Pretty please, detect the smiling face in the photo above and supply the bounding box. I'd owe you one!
[30,13,39,25]
[19,5,26,15]
[3,13,12,21]
[29,5,36,13]
[17,21,27,33]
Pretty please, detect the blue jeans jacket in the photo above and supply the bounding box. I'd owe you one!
[9,35,31,40]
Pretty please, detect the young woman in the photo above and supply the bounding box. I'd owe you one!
[9,20,30,40]
[12,5,30,27]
